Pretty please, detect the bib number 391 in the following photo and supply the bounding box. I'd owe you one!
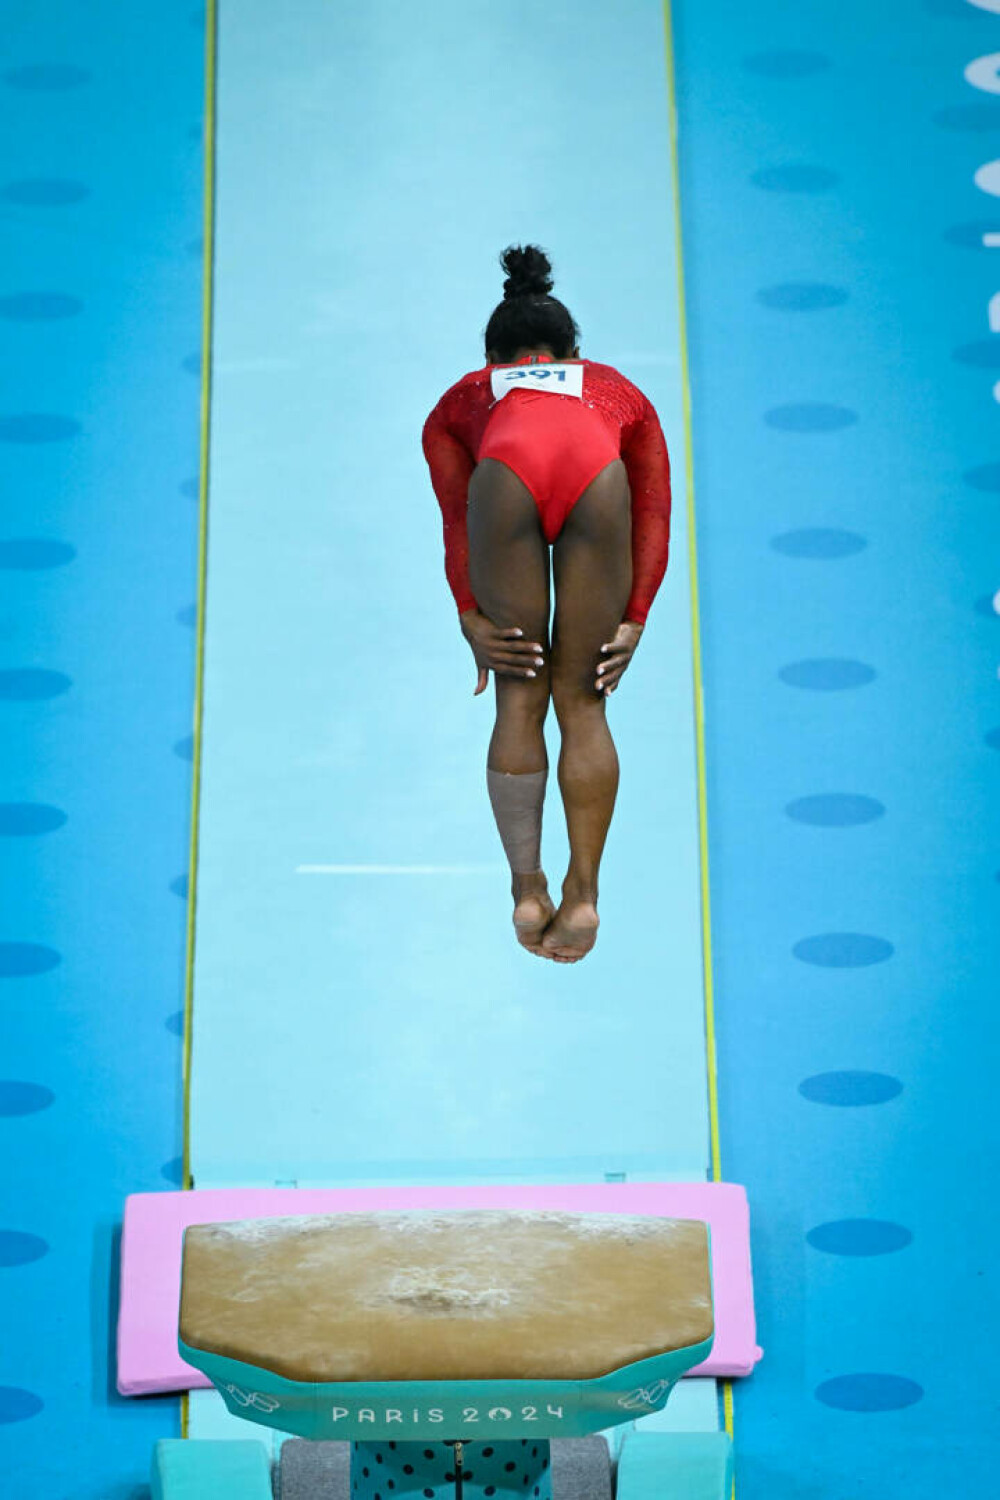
[490,363,584,401]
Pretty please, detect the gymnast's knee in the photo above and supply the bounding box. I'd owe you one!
[550,670,606,721]
[495,671,551,725]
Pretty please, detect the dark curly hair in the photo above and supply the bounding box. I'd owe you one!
[483,244,581,364]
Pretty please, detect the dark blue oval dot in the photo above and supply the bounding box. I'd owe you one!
[779,659,876,690]
[785,793,885,827]
[2,64,91,90]
[1,179,90,207]
[944,220,1000,251]
[180,477,199,500]
[0,943,61,978]
[190,8,206,26]
[0,414,80,443]
[0,1387,44,1423]
[964,463,1000,492]
[985,727,1000,751]
[757,283,848,312]
[751,164,840,193]
[173,735,194,761]
[807,1219,912,1257]
[953,340,1000,369]
[165,1010,185,1038]
[0,293,83,321]
[186,237,204,259]
[771,528,867,559]
[974,593,1000,618]
[161,1156,184,1186]
[799,1071,903,1106]
[187,123,203,143]
[815,1374,923,1412]
[743,51,832,78]
[175,604,197,629]
[182,352,201,376]
[0,669,72,701]
[793,933,894,967]
[0,539,76,569]
[170,873,189,899]
[933,103,1000,133]
[0,1230,50,1267]
[0,1082,55,1117]
[0,803,67,836]
[765,403,858,432]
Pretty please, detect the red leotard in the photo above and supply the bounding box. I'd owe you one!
[478,375,620,544]
[422,354,671,626]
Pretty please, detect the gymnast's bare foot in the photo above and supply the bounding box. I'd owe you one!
[540,884,600,963]
[512,872,557,957]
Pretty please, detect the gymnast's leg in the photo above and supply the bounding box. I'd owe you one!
[544,460,632,963]
[467,458,556,956]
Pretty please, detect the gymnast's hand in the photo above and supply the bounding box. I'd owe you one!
[459,608,545,696]
[596,621,644,696]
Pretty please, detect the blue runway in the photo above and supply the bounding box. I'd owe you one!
[189,0,709,1191]
[1,1,997,1495]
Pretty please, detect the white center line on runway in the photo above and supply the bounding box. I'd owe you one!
[295,864,505,875]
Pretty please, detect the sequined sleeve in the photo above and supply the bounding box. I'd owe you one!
[421,397,478,616]
[619,394,672,626]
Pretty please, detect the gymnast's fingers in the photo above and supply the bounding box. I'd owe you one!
[493,633,544,659]
[499,626,528,640]
[498,625,543,645]
[495,660,542,679]
[595,658,628,691]
[596,648,630,678]
[490,644,545,669]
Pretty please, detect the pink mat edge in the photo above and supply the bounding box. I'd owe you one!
[117,1182,761,1396]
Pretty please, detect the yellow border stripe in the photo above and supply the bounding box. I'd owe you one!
[180,0,218,1443]
[662,0,736,1465]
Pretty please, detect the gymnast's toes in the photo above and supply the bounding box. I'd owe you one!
[512,890,557,957]
[540,900,600,962]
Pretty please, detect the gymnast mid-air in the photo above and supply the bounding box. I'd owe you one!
[422,245,672,964]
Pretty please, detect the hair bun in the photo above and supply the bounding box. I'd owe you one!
[500,244,554,300]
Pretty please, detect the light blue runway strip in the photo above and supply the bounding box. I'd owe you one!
[190,3,709,1187]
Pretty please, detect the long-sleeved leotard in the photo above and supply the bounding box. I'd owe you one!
[421,357,671,627]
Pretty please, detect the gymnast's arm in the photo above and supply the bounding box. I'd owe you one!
[421,401,479,617]
[620,397,672,627]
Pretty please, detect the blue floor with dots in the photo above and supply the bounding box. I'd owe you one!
[2,1,999,1496]
[672,0,1000,1492]
[1,5,203,1495]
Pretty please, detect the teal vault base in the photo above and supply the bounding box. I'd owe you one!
[151,1429,733,1499]
[353,1439,552,1500]
[177,1331,715,1445]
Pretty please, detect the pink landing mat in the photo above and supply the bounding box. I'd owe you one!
[117,1182,762,1395]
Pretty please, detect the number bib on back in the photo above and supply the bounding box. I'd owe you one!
[490,363,584,402]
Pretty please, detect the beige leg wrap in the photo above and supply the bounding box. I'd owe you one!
[487,768,547,874]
